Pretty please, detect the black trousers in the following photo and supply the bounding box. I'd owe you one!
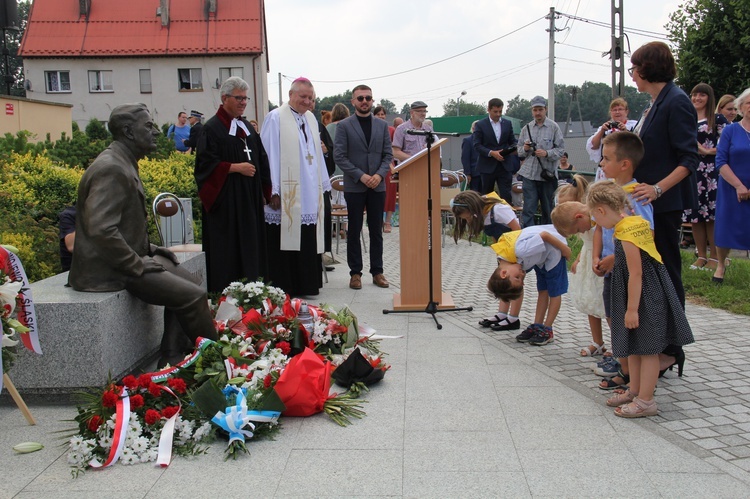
[481,168,513,205]
[653,210,685,308]
[344,190,385,277]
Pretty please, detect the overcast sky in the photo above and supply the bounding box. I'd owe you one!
[264,0,683,114]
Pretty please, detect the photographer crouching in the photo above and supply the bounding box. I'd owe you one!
[517,96,565,227]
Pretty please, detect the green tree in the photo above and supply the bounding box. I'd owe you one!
[442,99,486,117]
[505,95,532,124]
[667,0,750,96]
[379,98,397,114]
[268,100,278,111]
[316,91,354,115]
[1,1,30,96]
[400,103,411,115]
[85,119,110,142]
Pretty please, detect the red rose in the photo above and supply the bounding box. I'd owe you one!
[145,409,161,425]
[87,415,102,432]
[276,341,291,355]
[263,373,273,388]
[121,375,139,391]
[130,394,145,409]
[138,374,152,389]
[161,406,180,419]
[102,390,119,407]
[148,382,163,398]
[167,377,187,394]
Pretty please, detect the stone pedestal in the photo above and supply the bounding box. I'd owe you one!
[9,252,206,398]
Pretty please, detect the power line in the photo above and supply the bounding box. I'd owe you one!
[557,42,602,54]
[557,56,610,68]
[286,15,546,85]
[557,11,670,41]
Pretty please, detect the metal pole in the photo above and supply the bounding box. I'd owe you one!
[611,0,625,98]
[547,7,557,121]
[278,71,283,105]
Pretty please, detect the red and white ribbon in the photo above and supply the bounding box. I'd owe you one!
[90,389,130,469]
[0,247,41,354]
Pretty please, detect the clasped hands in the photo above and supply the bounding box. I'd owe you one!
[143,246,179,273]
[230,162,256,177]
[360,173,382,189]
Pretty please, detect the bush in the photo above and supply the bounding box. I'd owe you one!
[0,129,200,282]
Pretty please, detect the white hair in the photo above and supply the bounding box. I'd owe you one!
[735,88,750,117]
[220,76,249,97]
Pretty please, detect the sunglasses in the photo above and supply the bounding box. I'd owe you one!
[355,95,373,102]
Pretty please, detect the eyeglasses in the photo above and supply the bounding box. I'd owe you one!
[355,95,373,102]
[229,95,249,103]
[627,67,637,77]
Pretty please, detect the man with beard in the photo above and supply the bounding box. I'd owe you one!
[392,101,433,161]
[333,85,393,289]
[260,77,331,296]
[70,103,217,367]
[195,77,270,293]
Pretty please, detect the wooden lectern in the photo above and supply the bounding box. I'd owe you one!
[390,137,456,310]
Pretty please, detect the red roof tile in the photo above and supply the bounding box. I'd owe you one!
[19,0,263,57]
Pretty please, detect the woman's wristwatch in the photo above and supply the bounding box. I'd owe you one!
[653,183,663,198]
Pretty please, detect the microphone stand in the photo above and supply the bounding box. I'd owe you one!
[383,129,473,329]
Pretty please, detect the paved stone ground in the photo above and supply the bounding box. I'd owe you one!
[379,223,750,473]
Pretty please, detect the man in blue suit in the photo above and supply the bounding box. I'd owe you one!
[334,84,394,290]
[461,120,481,191]
[473,98,519,204]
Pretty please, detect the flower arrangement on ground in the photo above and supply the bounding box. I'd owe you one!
[67,280,390,475]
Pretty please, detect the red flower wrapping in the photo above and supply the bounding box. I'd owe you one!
[102,390,119,408]
[274,347,333,417]
[167,377,187,394]
[242,308,263,326]
[161,406,180,419]
[130,394,145,409]
[263,373,272,388]
[87,415,102,432]
[145,409,161,425]
[121,375,139,391]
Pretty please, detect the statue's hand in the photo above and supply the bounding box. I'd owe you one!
[153,246,179,266]
[142,256,166,273]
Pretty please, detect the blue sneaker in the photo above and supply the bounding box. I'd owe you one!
[594,357,621,377]
[516,323,542,343]
[528,325,554,346]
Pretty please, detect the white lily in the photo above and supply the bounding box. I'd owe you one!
[0,279,22,314]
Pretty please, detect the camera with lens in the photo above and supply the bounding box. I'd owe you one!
[608,121,620,130]
[527,140,537,156]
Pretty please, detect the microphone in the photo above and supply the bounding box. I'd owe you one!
[406,129,431,136]
[406,129,460,137]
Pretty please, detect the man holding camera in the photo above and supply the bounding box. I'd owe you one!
[517,96,565,227]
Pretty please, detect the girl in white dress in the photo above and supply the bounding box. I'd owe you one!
[551,175,607,356]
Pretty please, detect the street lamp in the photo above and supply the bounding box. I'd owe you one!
[456,90,467,116]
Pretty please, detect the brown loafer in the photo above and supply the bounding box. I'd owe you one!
[349,274,362,289]
[372,274,390,288]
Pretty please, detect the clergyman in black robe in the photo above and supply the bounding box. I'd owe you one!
[194,77,270,293]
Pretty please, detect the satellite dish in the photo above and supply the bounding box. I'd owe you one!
[24,79,32,91]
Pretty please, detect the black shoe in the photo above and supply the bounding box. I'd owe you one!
[516,324,541,343]
[479,316,502,328]
[528,326,554,346]
[491,319,520,331]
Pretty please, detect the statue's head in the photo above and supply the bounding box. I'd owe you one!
[109,103,160,158]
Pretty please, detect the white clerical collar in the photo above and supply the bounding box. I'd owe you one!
[229,118,250,136]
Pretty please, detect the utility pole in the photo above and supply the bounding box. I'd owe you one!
[278,72,283,105]
[546,7,561,121]
[611,0,625,98]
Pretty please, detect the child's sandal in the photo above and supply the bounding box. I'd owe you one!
[606,389,636,407]
[614,397,658,418]
[580,342,606,357]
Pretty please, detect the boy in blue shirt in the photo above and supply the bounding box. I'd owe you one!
[489,225,571,345]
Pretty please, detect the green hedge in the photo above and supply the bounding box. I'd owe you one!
[0,144,201,282]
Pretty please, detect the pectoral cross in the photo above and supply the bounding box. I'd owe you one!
[241,138,252,161]
[305,151,314,165]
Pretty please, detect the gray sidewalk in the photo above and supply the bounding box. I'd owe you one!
[1,226,750,498]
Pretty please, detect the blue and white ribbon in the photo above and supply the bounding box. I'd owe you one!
[212,387,280,445]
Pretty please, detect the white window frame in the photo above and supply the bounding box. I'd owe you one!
[219,67,244,84]
[139,69,152,93]
[178,68,202,91]
[45,70,71,93]
[88,70,114,93]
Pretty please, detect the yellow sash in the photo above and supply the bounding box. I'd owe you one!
[490,230,521,263]
[482,192,510,216]
[614,216,662,263]
[621,181,638,194]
